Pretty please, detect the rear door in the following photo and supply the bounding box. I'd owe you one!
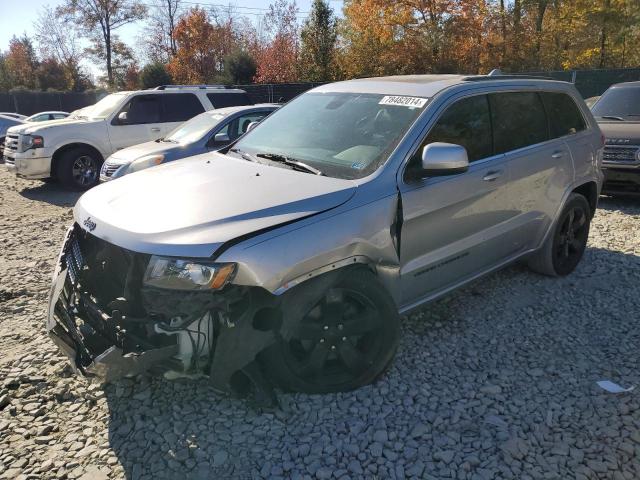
[495,91,575,250]
[399,93,516,307]
[108,94,162,151]
[542,91,593,184]
[161,93,206,136]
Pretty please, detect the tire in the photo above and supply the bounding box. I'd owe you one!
[528,193,591,276]
[56,147,102,191]
[262,269,400,394]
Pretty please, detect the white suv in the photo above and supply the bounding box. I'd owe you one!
[3,86,251,190]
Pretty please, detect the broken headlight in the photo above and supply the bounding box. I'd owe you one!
[144,256,236,291]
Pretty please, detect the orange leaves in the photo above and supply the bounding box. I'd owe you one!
[167,7,235,84]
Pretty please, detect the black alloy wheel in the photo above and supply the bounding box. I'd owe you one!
[551,201,590,275]
[264,269,400,393]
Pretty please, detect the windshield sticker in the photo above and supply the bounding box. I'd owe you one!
[351,162,366,170]
[379,96,428,108]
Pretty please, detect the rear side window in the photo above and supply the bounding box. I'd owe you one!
[162,93,205,122]
[541,92,586,138]
[490,92,548,153]
[207,92,252,108]
[422,94,493,162]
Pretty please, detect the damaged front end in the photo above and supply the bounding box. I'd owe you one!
[47,225,277,394]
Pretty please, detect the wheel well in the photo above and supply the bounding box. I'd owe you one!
[51,143,104,179]
[572,181,598,218]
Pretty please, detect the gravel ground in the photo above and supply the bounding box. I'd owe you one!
[1,167,639,480]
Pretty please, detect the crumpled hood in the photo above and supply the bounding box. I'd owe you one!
[598,122,640,144]
[107,140,177,165]
[75,153,357,257]
[7,117,100,135]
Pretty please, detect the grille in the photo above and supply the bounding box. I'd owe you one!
[5,134,18,152]
[4,156,14,165]
[100,161,121,178]
[603,145,639,163]
[64,232,85,285]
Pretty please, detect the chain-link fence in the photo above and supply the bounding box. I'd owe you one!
[2,68,640,115]
[0,91,104,116]
[528,68,640,98]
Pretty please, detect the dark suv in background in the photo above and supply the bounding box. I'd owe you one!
[592,81,640,195]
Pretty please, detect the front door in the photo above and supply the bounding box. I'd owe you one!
[108,94,163,153]
[398,94,519,308]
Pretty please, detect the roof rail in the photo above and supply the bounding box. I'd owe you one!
[153,84,228,90]
[463,74,557,82]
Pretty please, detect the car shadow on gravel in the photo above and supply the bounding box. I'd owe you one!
[19,182,83,207]
[598,195,640,214]
[99,247,640,480]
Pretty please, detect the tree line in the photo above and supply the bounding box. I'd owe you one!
[1,0,639,92]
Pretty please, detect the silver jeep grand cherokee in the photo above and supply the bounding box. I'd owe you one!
[48,74,603,397]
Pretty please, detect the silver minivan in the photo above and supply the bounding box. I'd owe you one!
[48,74,603,398]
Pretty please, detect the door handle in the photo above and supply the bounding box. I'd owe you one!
[551,151,564,159]
[483,170,503,182]
[151,127,161,132]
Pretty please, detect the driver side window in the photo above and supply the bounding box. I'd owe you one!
[406,95,492,179]
[118,95,161,124]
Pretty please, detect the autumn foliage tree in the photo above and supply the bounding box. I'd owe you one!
[4,36,39,89]
[299,0,338,81]
[167,7,237,84]
[60,0,147,87]
[254,0,300,83]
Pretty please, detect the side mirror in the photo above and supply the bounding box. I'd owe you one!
[214,132,230,143]
[117,111,129,124]
[246,121,260,133]
[421,142,469,176]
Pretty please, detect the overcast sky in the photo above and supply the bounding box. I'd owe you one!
[1,0,344,77]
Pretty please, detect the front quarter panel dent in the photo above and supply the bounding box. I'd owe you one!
[221,194,402,303]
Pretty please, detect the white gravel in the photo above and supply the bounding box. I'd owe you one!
[1,168,639,480]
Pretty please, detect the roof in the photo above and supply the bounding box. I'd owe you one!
[312,74,571,97]
[29,111,68,115]
[608,81,640,88]
[203,104,279,116]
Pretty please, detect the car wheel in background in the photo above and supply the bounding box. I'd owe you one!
[528,193,591,276]
[263,269,400,394]
[57,147,103,191]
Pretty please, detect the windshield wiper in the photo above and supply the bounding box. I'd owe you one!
[156,137,177,143]
[256,152,324,176]
[598,115,625,121]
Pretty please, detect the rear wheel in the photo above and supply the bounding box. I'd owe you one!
[528,193,591,276]
[263,269,400,393]
[57,147,102,191]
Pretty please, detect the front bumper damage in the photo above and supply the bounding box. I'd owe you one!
[47,225,277,395]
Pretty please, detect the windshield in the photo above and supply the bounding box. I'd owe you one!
[592,87,640,119]
[166,112,227,143]
[84,94,127,119]
[232,92,428,179]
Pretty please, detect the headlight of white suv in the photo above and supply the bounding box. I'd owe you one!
[111,154,165,179]
[144,256,236,291]
[20,134,44,151]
